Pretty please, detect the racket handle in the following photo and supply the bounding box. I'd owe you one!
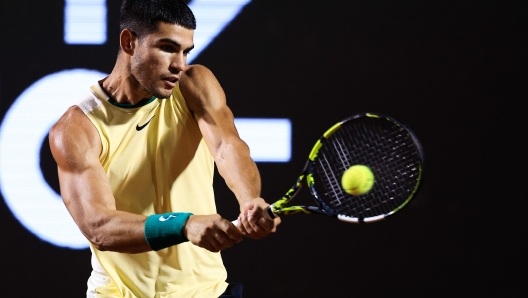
[231,205,277,226]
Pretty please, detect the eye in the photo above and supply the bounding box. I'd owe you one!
[160,45,176,53]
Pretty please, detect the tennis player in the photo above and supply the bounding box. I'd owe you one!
[49,0,280,297]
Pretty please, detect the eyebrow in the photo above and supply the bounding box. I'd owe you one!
[158,38,194,52]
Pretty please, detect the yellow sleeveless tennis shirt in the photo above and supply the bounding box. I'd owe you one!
[77,82,228,298]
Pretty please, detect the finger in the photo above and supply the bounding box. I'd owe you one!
[201,242,217,253]
[226,224,243,243]
[232,217,243,233]
[247,208,266,235]
[210,233,234,251]
[203,232,223,252]
[195,233,220,252]
[240,211,260,239]
[257,216,280,233]
[216,218,243,243]
[256,217,275,232]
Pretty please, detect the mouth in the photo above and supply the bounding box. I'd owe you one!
[162,76,179,88]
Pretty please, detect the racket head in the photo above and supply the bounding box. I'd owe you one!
[305,113,424,223]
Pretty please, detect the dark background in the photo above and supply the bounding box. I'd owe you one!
[0,0,526,297]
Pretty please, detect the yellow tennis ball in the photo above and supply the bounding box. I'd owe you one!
[341,165,375,195]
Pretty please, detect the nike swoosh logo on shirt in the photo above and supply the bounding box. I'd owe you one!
[136,115,155,131]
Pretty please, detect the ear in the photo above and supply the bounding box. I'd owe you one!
[120,29,137,55]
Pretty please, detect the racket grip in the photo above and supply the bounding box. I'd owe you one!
[231,205,277,226]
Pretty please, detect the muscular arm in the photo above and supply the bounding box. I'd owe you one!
[180,65,280,238]
[49,106,150,253]
[50,106,241,253]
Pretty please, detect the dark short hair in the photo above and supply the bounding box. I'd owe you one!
[120,0,196,38]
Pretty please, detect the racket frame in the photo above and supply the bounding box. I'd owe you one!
[267,113,424,223]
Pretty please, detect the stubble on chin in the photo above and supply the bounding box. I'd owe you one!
[142,84,172,99]
[133,68,172,99]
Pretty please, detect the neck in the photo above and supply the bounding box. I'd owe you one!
[100,55,153,105]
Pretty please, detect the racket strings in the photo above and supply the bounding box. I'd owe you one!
[313,117,422,219]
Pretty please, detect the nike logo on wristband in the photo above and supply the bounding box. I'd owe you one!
[136,115,155,131]
[159,215,176,222]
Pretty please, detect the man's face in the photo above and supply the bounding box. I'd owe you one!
[130,22,194,99]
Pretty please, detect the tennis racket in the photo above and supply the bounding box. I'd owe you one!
[236,112,424,224]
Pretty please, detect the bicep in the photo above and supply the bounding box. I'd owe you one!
[57,160,115,221]
[50,107,116,233]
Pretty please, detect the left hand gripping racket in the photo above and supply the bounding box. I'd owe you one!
[254,113,425,224]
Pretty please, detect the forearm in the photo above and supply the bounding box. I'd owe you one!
[215,139,261,206]
[92,211,242,253]
[215,139,280,238]
[83,209,195,253]
[82,209,150,253]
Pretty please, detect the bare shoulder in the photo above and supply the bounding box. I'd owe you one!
[179,64,225,113]
[181,64,218,88]
[49,106,101,171]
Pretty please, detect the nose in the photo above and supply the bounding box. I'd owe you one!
[169,53,186,73]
